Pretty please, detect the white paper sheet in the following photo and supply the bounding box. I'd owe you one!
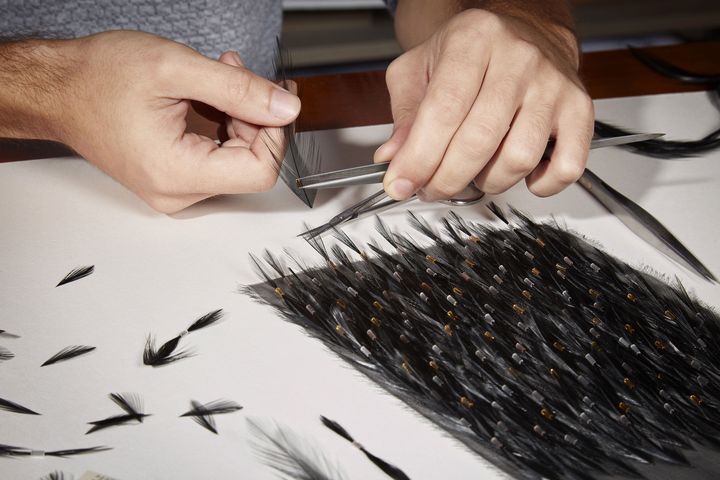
[1,91,719,480]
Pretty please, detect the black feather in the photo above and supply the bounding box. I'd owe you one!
[0,396,40,415]
[247,417,347,480]
[86,393,149,434]
[40,472,69,480]
[56,266,94,287]
[0,346,14,362]
[0,330,20,338]
[41,345,95,367]
[265,38,322,208]
[320,416,410,480]
[248,209,720,480]
[142,334,191,367]
[180,399,243,417]
[181,399,242,434]
[0,444,110,458]
[187,309,224,332]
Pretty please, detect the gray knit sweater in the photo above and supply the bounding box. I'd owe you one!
[0,0,282,76]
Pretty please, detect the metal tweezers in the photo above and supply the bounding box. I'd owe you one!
[296,133,716,282]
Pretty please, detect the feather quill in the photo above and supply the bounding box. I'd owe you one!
[56,266,94,287]
[247,417,347,480]
[0,396,40,415]
[41,345,95,367]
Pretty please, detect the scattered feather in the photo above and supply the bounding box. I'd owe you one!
[142,309,223,367]
[56,266,94,287]
[320,416,410,480]
[0,330,20,339]
[0,444,110,458]
[41,345,95,367]
[247,417,347,480]
[86,393,149,434]
[0,346,14,363]
[0,396,40,415]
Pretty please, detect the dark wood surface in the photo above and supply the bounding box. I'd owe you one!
[2,41,718,163]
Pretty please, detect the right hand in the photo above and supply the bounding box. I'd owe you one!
[59,31,300,213]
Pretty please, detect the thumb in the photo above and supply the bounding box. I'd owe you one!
[172,49,301,127]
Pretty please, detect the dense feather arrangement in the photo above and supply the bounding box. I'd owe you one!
[263,39,322,208]
[246,207,720,480]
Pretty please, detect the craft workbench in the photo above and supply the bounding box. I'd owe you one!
[1,42,719,479]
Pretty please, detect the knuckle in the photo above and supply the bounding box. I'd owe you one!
[429,90,470,123]
[426,179,463,200]
[226,70,252,104]
[255,168,279,192]
[527,181,553,198]
[555,159,585,184]
[385,58,405,84]
[455,134,495,161]
[475,178,506,195]
[145,194,183,214]
[504,146,539,174]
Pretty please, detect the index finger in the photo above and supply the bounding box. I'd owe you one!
[383,46,489,199]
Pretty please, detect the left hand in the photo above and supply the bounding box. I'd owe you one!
[375,9,594,201]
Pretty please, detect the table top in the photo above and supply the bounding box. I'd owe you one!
[1,41,719,162]
[0,90,719,479]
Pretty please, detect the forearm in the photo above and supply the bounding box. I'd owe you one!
[394,0,578,67]
[0,39,76,142]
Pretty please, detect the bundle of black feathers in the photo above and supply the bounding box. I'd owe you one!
[247,206,720,480]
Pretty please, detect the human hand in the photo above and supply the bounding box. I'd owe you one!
[375,8,594,201]
[60,31,299,213]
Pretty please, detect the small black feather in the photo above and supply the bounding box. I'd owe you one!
[41,345,95,367]
[143,334,192,366]
[0,444,110,458]
[187,309,224,332]
[320,416,410,480]
[248,417,347,480]
[180,399,243,417]
[86,393,149,434]
[0,396,40,415]
[181,399,242,434]
[41,472,69,480]
[56,266,94,287]
[0,330,20,339]
[0,346,14,363]
[46,446,111,457]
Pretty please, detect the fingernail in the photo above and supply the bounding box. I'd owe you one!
[270,87,301,120]
[231,51,242,64]
[386,178,416,199]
